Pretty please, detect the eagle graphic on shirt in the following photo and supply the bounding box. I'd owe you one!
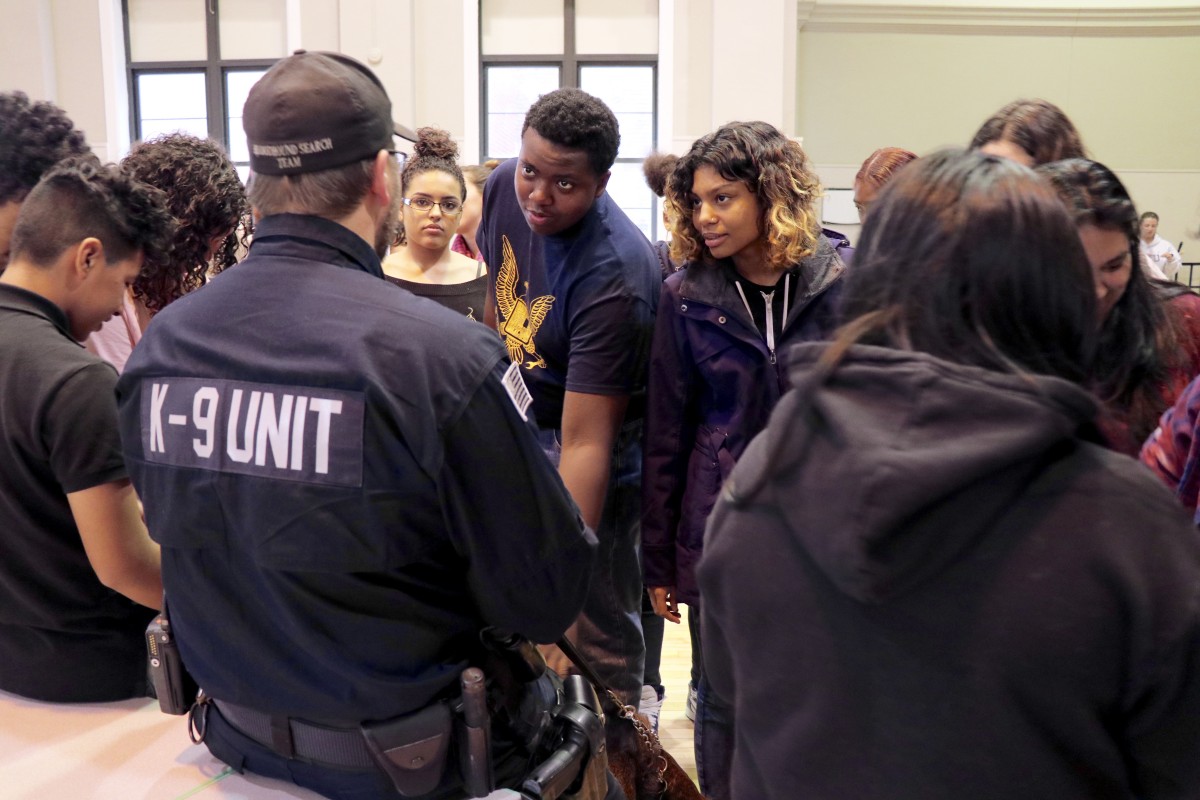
[496,234,554,369]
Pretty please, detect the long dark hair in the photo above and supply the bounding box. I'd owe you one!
[837,148,1096,383]
[1037,158,1191,445]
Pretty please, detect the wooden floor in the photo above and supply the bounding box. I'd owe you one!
[653,607,700,784]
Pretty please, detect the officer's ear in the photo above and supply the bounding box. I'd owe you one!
[370,150,393,211]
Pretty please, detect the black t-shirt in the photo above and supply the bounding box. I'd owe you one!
[478,158,660,430]
[0,284,153,701]
[385,272,488,322]
[732,269,801,348]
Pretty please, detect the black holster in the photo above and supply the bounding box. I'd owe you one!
[521,675,608,800]
[361,702,454,797]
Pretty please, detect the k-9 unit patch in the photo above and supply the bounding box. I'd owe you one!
[140,377,365,487]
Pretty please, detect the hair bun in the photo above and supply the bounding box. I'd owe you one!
[413,127,459,162]
[642,152,678,197]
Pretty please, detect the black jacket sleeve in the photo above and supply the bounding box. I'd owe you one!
[438,361,596,643]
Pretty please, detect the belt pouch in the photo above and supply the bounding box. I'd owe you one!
[361,703,453,797]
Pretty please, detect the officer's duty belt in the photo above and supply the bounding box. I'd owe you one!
[213,698,377,769]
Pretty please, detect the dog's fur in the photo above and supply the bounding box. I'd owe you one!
[606,714,704,800]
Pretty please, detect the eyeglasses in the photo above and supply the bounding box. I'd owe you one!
[403,196,462,216]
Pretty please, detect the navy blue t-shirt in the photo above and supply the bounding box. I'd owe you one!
[479,158,660,430]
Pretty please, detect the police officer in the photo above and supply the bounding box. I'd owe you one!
[116,51,600,800]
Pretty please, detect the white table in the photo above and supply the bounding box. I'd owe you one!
[0,690,322,799]
[0,691,526,799]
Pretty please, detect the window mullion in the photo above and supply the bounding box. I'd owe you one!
[122,0,139,144]
[563,0,577,88]
[205,0,225,143]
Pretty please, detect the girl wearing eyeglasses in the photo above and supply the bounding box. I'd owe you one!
[382,127,488,320]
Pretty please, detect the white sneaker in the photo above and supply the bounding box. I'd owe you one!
[684,681,697,723]
[639,684,664,733]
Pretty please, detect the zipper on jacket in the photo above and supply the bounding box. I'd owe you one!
[734,273,790,365]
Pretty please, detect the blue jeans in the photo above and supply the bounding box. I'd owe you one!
[642,591,664,692]
[538,418,646,710]
[692,602,734,800]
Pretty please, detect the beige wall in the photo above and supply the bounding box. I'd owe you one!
[796,24,1200,251]
[0,0,120,161]
[0,0,465,160]
[668,0,798,153]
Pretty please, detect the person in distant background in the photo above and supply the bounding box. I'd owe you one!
[0,91,94,272]
[970,98,1086,167]
[87,133,249,371]
[853,146,917,220]
[1139,211,1183,282]
[456,160,498,261]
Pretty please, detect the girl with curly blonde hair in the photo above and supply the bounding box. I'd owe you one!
[642,120,847,800]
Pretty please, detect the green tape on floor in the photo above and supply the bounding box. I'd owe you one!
[170,766,234,799]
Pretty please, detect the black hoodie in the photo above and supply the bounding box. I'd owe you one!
[699,343,1200,800]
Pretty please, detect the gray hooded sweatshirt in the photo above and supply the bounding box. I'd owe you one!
[699,342,1200,800]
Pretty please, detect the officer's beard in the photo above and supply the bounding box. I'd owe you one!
[375,190,401,259]
[374,162,403,259]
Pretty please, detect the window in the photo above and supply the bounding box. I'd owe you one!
[480,0,660,240]
[124,0,284,178]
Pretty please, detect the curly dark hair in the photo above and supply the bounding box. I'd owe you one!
[970,98,1086,167]
[666,121,821,272]
[10,157,176,271]
[0,91,94,205]
[522,88,619,175]
[1037,158,1193,447]
[121,134,250,314]
[642,152,678,198]
[393,127,464,247]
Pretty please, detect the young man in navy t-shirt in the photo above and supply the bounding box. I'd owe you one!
[479,88,660,710]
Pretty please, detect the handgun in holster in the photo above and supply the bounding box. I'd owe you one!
[519,674,608,800]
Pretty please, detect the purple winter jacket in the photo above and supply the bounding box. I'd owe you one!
[640,234,846,605]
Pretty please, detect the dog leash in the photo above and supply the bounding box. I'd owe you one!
[555,637,669,798]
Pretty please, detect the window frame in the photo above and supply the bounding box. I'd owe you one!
[479,0,660,239]
[122,0,277,166]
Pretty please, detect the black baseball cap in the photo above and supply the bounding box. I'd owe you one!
[243,50,418,176]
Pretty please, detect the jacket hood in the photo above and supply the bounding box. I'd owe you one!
[725,343,1100,603]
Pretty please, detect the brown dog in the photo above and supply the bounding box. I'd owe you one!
[606,713,705,800]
